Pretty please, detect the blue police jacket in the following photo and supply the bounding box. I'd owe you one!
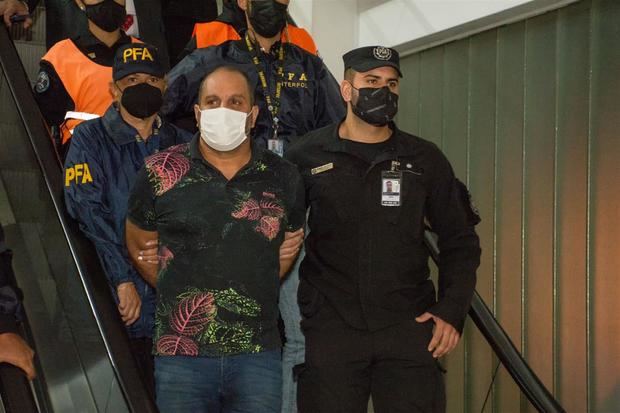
[64,105,192,338]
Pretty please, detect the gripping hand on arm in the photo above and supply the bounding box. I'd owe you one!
[279,228,304,279]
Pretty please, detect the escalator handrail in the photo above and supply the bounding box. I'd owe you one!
[0,363,38,413]
[0,26,157,413]
[424,229,565,412]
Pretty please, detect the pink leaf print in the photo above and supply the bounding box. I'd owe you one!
[159,246,174,270]
[156,334,198,356]
[256,216,281,241]
[170,292,216,336]
[260,199,284,218]
[145,148,190,196]
[231,198,261,221]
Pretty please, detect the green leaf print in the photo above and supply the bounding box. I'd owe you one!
[213,288,261,317]
[255,161,267,172]
[176,172,212,189]
[198,320,262,354]
[153,316,165,341]
[154,301,172,341]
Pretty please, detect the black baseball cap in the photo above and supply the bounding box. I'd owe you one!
[113,43,166,81]
[343,46,402,77]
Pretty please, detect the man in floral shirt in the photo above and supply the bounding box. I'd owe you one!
[125,65,305,412]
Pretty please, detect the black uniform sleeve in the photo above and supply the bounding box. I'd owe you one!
[286,167,306,231]
[425,150,481,333]
[33,60,75,129]
[127,166,158,231]
[0,225,23,335]
[283,140,310,209]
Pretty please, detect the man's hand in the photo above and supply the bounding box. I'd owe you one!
[0,0,32,29]
[279,228,304,278]
[125,220,159,287]
[117,282,141,326]
[416,312,460,358]
[0,332,36,380]
[136,238,159,265]
[280,228,303,260]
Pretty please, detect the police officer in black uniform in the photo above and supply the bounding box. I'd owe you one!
[285,46,481,413]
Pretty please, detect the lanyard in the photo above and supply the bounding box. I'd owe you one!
[245,33,285,140]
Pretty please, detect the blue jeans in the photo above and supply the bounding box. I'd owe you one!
[279,247,305,413]
[155,351,282,413]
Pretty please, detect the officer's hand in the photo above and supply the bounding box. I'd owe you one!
[0,332,36,380]
[416,312,460,358]
[137,238,159,265]
[117,282,141,326]
[280,228,304,260]
[1,0,32,29]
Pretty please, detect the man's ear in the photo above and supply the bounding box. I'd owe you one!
[341,80,353,103]
[110,81,121,101]
[194,104,201,126]
[249,104,259,129]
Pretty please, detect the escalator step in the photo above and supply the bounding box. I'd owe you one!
[14,42,46,84]
[0,169,48,222]
[0,123,40,170]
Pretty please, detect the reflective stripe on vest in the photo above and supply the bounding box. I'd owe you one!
[42,37,140,145]
[64,111,101,121]
[193,22,318,56]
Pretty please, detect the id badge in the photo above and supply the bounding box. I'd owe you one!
[381,170,402,206]
[268,139,285,157]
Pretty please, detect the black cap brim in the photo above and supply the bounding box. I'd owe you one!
[350,61,402,78]
[113,67,166,82]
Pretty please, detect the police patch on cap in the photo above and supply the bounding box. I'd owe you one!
[373,47,392,61]
[35,71,50,93]
[343,45,402,77]
[113,43,166,81]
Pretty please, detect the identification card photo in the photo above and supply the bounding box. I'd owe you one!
[381,170,402,206]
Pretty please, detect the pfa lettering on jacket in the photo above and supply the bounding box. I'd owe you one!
[65,163,93,186]
[283,72,308,89]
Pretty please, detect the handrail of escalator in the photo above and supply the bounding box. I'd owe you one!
[424,229,565,413]
[0,26,158,413]
[0,363,38,413]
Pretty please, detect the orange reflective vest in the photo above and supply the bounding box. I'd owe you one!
[42,37,139,144]
[192,22,318,56]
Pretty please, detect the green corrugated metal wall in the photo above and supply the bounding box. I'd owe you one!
[395,0,620,412]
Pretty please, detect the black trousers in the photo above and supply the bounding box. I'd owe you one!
[297,304,446,413]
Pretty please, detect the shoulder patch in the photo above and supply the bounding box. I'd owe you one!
[65,163,94,187]
[35,71,50,94]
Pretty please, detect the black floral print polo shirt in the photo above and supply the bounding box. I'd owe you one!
[127,135,305,357]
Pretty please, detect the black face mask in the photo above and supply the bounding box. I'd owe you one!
[84,0,126,33]
[248,0,287,38]
[350,85,399,126]
[120,83,163,119]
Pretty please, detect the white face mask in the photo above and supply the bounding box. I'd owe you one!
[199,107,251,152]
